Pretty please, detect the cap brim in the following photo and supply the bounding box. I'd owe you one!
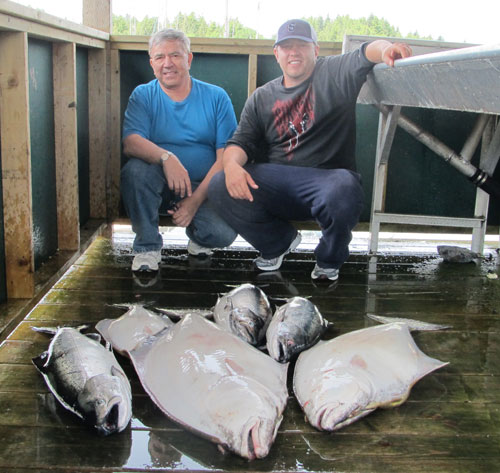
[274,35,316,46]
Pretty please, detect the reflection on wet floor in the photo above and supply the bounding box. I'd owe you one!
[0,227,499,472]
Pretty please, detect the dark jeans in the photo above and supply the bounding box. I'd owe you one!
[208,163,364,269]
[121,158,237,253]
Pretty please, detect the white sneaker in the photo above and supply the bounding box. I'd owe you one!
[311,263,339,281]
[131,250,162,272]
[187,239,213,256]
[254,232,302,271]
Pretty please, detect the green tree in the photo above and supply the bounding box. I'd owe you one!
[136,16,157,36]
[112,14,131,35]
[112,12,433,41]
[305,14,433,42]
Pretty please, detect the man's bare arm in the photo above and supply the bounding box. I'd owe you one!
[123,133,192,197]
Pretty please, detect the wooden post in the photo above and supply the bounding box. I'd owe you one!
[83,0,112,219]
[108,48,121,220]
[82,0,112,33]
[0,31,35,298]
[53,42,80,250]
[88,48,108,218]
[248,53,257,97]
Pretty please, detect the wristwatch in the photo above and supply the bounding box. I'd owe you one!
[160,151,173,164]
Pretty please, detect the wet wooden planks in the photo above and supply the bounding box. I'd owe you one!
[0,235,500,472]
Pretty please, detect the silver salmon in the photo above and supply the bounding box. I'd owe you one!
[213,283,272,346]
[266,296,328,363]
[32,326,132,435]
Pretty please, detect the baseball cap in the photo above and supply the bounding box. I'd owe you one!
[274,19,318,46]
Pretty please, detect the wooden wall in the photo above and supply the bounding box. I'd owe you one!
[0,0,497,305]
[0,0,108,300]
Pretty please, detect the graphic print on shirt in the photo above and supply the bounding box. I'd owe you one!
[272,87,315,160]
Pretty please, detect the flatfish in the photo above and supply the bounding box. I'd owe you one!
[129,313,288,460]
[32,326,132,435]
[293,322,448,431]
[96,303,174,356]
[266,296,328,363]
[213,283,272,346]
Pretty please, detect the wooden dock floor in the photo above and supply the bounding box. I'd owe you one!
[1,232,500,472]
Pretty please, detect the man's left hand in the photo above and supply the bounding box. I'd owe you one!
[168,196,199,227]
[382,43,413,66]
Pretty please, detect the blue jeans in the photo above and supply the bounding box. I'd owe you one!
[121,158,237,253]
[208,163,364,269]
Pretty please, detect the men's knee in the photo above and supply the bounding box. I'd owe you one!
[208,171,227,201]
[121,158,149,188]
[319,170,364,219]
[329,170,363,202]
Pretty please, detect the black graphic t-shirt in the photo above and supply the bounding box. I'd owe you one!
[227,43,374,171]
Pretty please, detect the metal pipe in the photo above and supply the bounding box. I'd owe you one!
[460,114,491,161]
[377,105,500,200]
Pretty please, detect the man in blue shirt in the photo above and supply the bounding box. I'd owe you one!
[121,29,238,271]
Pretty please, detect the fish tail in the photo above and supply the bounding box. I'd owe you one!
[31,324,89,336]
[366,314,451,331]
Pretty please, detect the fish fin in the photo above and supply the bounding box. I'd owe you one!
[366,314,452,331]
[31,326,58,336]
[32,324,89,336]
[110,302,135,310]
[217,444,230,455]
[32,351,49,372]
[110,365,127,380]
[85,332,102,343]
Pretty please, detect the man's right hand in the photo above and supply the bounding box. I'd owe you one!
[163,154,192,198]
[224,161,258,202]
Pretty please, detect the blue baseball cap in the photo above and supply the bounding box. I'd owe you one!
[274,19,318,46]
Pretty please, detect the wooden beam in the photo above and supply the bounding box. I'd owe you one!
[0,31,34,298]
[88,48,108,218]
[0,0,108,47]
[111,35,343,57]
[109,48,121,220]
[53,42,80,250]
[82,0,111,33]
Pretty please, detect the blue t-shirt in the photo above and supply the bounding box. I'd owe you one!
[122,77,237,181]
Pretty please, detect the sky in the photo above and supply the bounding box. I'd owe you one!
[15,0,500,45]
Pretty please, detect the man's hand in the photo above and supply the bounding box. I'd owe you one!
[163,154,192,198]
[167,196,199,227]
[381,42,413,67]
[225,161,258,202]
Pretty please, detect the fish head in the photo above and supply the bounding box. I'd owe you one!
[266,297,325,362]
[266,322,306,362]
[238,414,280,460]
[77,370,132,435]
[302,368,374,431]
[229,307,267,346]
[205,376,282,460]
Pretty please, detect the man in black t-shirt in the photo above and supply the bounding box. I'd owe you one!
[208,19,411,281]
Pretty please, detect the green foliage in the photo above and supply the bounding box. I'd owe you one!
[112,13,434,41]
[305,14,433,41]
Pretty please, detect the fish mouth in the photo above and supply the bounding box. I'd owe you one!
[241,418,277,460]
[95,397,127,436]
[313,402,373,432]
[268,336,290,363]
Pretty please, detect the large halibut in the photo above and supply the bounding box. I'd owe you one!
[129,313,288,460]
[294,322,448,431]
